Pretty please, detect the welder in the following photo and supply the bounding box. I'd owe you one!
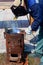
[32,0,43,52]
[25,0,43,56]
[34,0,43,61]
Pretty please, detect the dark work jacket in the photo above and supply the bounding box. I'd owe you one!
[39,0,43,26]
[26,0,41,31]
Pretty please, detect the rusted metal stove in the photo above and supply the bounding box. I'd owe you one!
[4,29,24,63]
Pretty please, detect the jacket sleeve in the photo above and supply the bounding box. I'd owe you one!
[30,4,41,31]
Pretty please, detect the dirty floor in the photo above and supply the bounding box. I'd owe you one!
[0,53,41,65]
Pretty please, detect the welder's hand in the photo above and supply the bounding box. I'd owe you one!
[25,25,32,35]
[32,27,40,36]
[25,25,40,35]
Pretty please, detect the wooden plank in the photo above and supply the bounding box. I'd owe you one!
[0,0,14,2]
[0,2,13,9]
[0,0,24,9]
[0,0,20,9]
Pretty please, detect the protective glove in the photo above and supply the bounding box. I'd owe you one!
[25,25,40,35]
[25,25,32,35]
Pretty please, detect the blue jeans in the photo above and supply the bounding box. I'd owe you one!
[35,27,43,54]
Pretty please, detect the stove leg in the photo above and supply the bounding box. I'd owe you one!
[23,54,28,65]
[17,54,21,63]
[6,53,10,64]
